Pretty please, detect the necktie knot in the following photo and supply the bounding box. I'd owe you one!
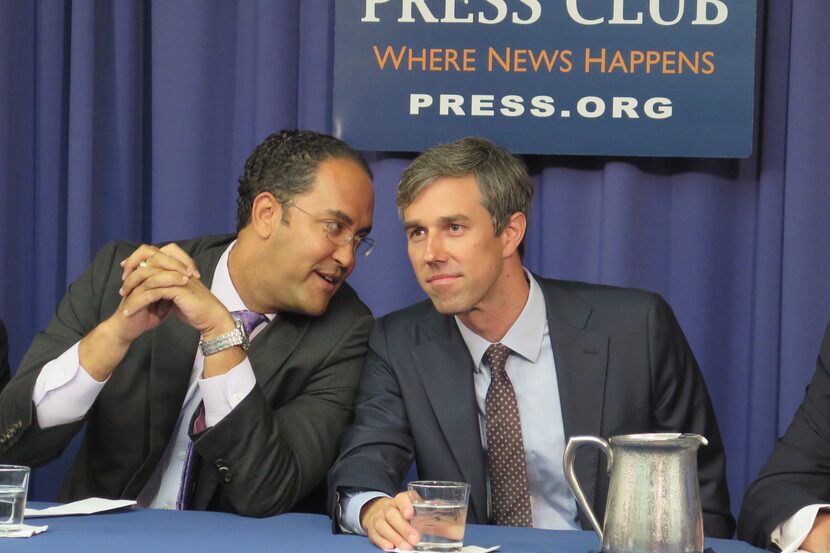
[230,309,269,337]
[484,343,511,375]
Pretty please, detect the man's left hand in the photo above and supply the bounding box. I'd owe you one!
[120,245,234,338]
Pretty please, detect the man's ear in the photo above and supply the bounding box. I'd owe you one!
[500,212,527,258]
[250,192,283,238]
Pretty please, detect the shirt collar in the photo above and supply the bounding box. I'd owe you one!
[455,269,547,372]
[210,240,276,321]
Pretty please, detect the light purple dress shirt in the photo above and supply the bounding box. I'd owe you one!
[33,241,271,508]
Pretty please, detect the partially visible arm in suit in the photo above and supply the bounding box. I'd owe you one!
[327,317,419,526]
[0,242,125,465]
[0,320,10,391]
[738,323,830,549]
[192,306,373,518]
[647,294,736,538]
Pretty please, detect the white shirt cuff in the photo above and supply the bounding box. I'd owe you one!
[340,490,392,535]
[198,358,256,427]
[772,504,830,553]
[33,342,108,428]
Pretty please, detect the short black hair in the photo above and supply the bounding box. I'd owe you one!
[236,130,372,231]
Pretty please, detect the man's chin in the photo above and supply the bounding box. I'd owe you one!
[303,301,330,317]
[287,295,332,318]
[428,295,467,316]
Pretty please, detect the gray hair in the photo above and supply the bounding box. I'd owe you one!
[397,137,534,250]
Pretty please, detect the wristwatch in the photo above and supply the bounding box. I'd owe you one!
[199,318,250,356]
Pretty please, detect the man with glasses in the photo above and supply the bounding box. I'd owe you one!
[0,130,375,517]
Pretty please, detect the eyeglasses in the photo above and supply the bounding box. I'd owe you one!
[285,202,376,257]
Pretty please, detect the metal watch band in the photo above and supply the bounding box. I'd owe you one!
[199,318,250,356]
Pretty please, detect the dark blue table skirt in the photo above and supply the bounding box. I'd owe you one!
[6,506,766,553]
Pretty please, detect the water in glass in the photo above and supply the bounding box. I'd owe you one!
[0,484,26,533]
[411,499,468,552]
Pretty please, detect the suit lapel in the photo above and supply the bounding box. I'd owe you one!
[411,312,488,523]
[541,279,608,518]
[247,311,309,387]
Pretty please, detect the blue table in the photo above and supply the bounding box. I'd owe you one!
[5,506,766,553]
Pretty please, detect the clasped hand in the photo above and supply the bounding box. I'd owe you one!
[113,243,231,342]
[78,243,236,382]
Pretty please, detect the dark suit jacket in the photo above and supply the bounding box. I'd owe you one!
[0,234,372,517]
[328,277,735,537]
[0,320,10,391]
[738,322,830,548]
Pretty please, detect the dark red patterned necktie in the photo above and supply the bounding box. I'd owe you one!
[484,343,533,527]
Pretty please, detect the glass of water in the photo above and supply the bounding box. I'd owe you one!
[0,465,30,534]
[407,481,471,552]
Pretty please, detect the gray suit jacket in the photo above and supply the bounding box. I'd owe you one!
[0,234,372,517]
[737,321,830,548]
[328,277,734,537]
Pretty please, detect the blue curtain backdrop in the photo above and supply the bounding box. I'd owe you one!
[1,1,829,520]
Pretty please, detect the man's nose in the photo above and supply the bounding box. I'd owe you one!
[331,239,357,269]
[423,235,446,263]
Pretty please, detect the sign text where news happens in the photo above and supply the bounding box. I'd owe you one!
[333,1,757,157]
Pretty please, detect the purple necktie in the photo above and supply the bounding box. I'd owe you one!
[230,309,270,338]
[175,309,268,510]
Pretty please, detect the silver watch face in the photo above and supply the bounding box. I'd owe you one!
[234,317,251,351]
[200,319,249,356]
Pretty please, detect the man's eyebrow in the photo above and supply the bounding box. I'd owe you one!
[403,214,471,230]
[321,209,354,226]
[322,209,372,235]
[436,214,471,225]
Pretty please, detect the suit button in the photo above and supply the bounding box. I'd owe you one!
[214,459,232,483]
[218,466,232,483]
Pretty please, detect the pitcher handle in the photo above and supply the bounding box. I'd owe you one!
[563,436,613,542]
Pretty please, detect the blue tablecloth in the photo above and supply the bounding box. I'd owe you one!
[4,505,766,553]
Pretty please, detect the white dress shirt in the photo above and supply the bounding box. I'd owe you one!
[773,504,830,553]
[340,271,579,533]
[33,241,270,508]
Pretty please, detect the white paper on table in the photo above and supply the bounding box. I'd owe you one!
[24,498,137,518]
[393,546,500,553]
[0,523,48,538]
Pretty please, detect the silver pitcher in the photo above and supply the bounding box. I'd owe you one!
[563,433,708,553]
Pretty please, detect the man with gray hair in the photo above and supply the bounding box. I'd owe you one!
[328,137,734,550]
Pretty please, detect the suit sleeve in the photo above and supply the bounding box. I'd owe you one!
[326,317,418,526]
[737,323,830,548]
[192,309,373,517]
[0,242,123,465]
[648,294,736,538]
